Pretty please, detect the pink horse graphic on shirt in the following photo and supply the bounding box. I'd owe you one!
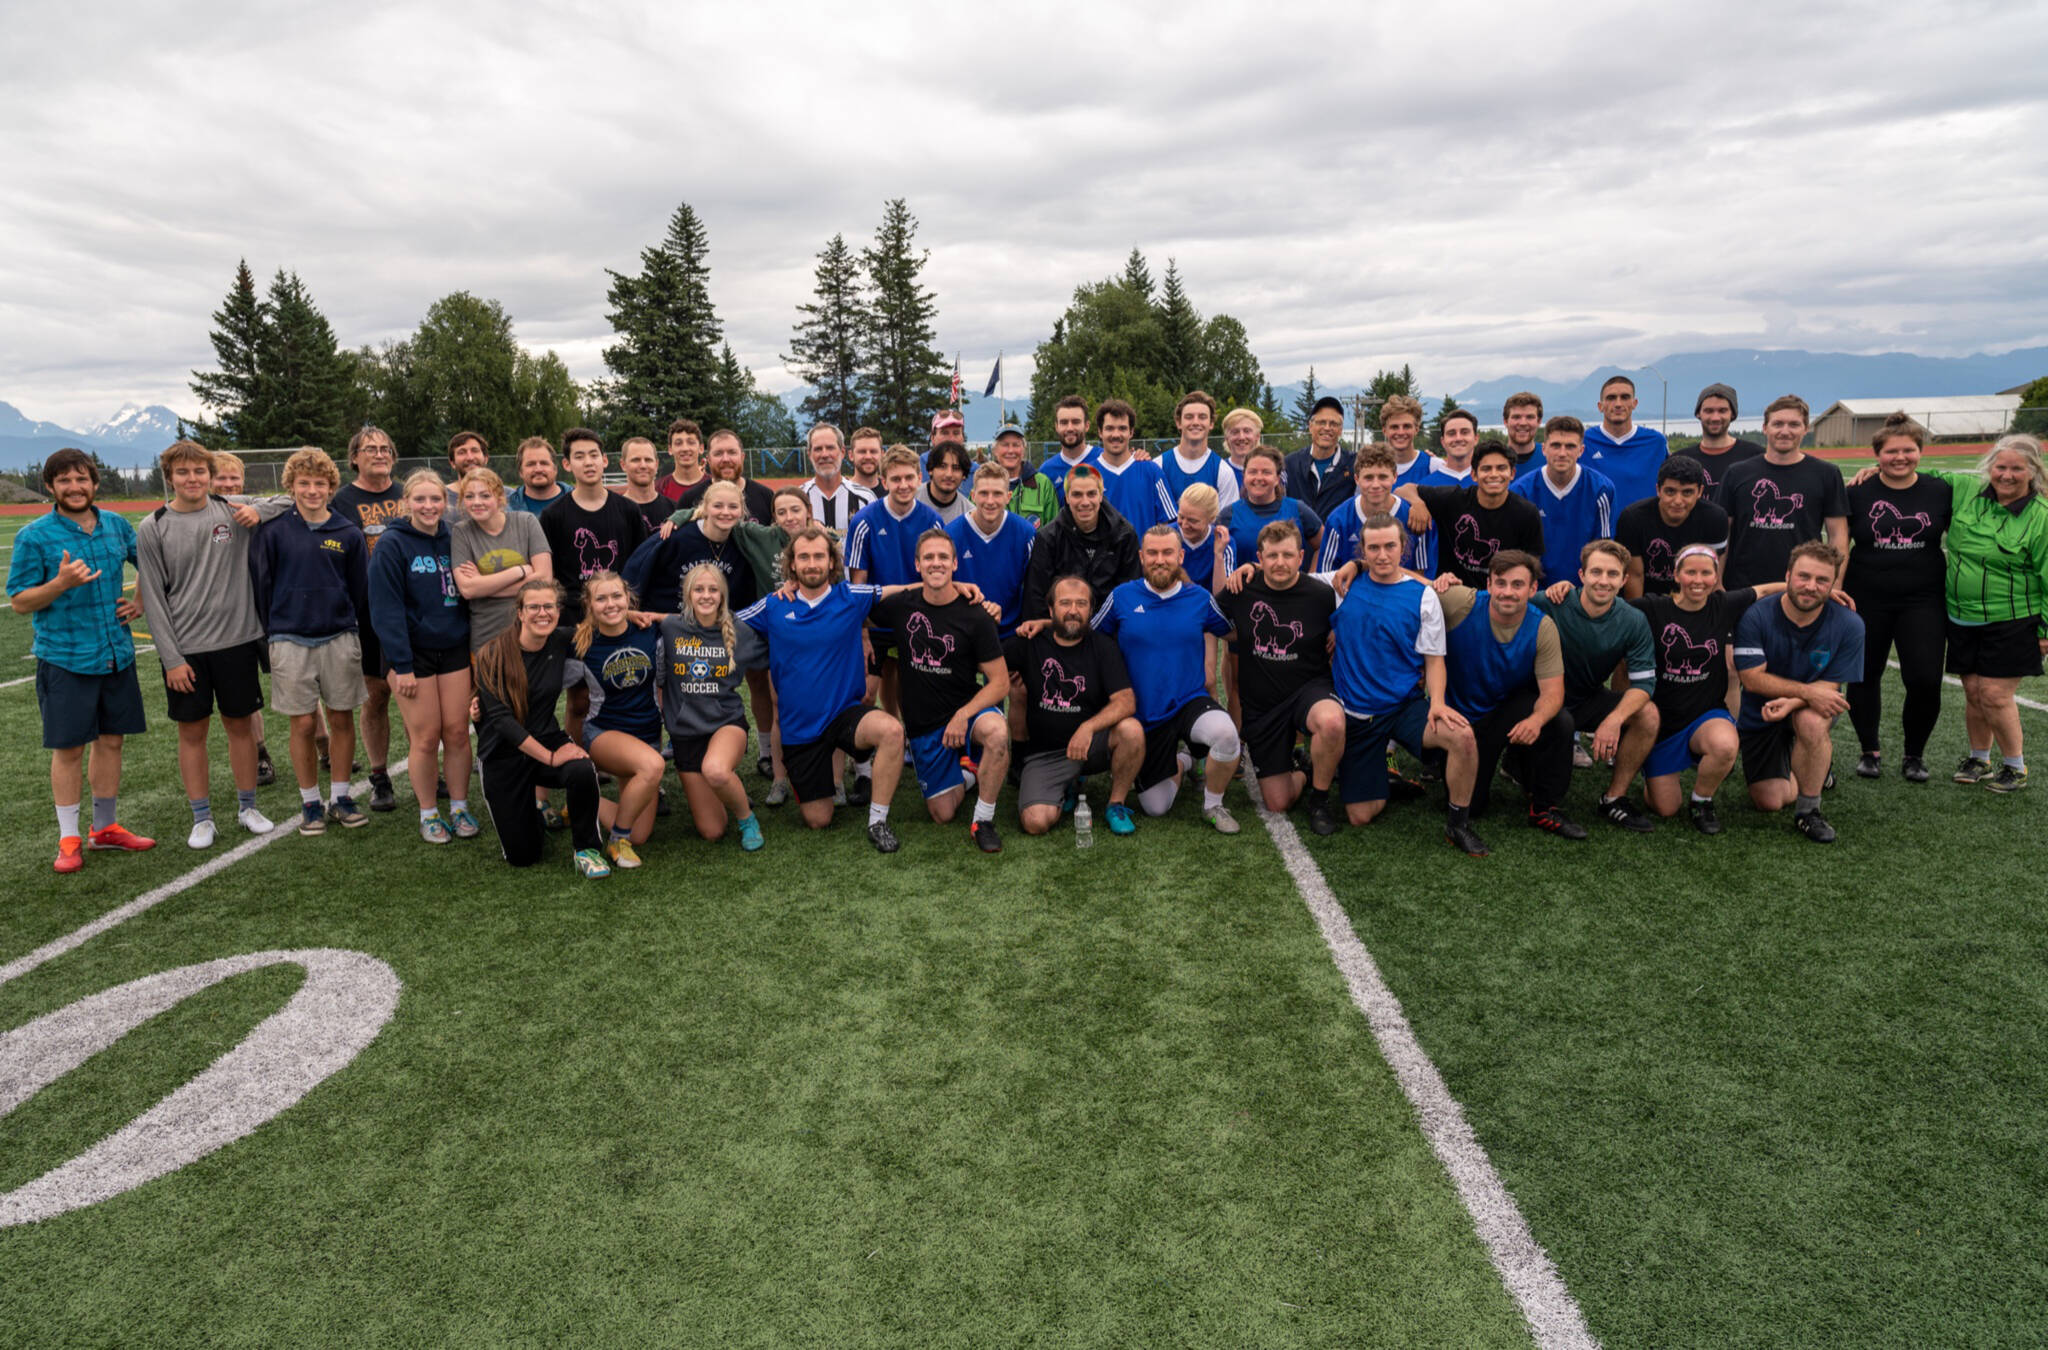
[1869,500,1933,546]
[1645,537,1677,581]
[1250,602,1303,659]
[1749,479,1805,527]
[1661,623,1719,678]
[573,527,619,579]
[905,612,955,671]
[1452,515,1499,571]
[1040,658,1086,709]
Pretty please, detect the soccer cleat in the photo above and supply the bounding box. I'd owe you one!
[1985,765,2029,793]
[53,836,85,873]
[237,806,276,835]
[970,819,1003,853]
[89,823,156,852]
[1444,820,1490,857]
[738,814,764,852]
[765,780,791,807]
[606,838,643,869]
[420,815,452,844]
[1792,807,1836,843]
[1901,755,1930,783]
[1527,806,1588,840]
[1597,796,1655,834]
[368,771,397,811]
[1953,755,1994,784]
[188,818,217,850]
[1060,783,1080,817]
[449,807,482,838]
[1688,798,1724,836]
[329,796,368,827]
[1203,805,1241,835]
[757,753,774,780]
[1854,751,1882,779]
[539,801,567,831]
[656,786,673,817]
[299,802,327,836]
[256,745,276,787]
[1822,770,1836,791]
[1104,802,1137,836]
[846,774,872,807]
[574,848,611,879]
[832,785,847,807]
[1305,794,1339,837]
[1571,736,1594,769]
[867,819,900,853]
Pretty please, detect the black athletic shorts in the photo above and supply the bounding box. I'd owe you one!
[1242,680,1338,779]
[1738,720,1797,785]
[400,644,471,680]
[163,639,265,723]
[1945,616,2044,680]
[38,660,147,750]
[784,703,876,803]
[360,625,385,682]
[671,716,749,775]
[1564,688,1627,738]
[1137,695,1230,791]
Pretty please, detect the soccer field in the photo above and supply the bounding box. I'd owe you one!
[1,580,2044,1346]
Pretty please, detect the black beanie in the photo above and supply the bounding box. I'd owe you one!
[1694,383,1738,418]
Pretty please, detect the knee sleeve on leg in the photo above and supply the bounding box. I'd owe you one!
[1192,708,1240,762]
[1136,776,1181,817]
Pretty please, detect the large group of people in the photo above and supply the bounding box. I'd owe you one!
[11,378,2047,877]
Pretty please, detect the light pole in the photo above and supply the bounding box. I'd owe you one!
[1644,364,1669,435]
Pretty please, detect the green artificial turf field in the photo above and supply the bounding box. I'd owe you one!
[1,584,2042,1347]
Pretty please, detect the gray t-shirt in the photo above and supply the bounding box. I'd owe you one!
[657,613,766,740]
[917,483,969,524]
[451,512,550,648]
[134,495,286,667]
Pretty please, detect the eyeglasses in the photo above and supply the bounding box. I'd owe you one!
[521,603,559,614]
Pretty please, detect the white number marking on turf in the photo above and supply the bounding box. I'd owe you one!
[1248,779,1601,1350]
[0,948,401,1227]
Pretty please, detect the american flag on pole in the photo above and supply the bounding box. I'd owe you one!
[950,356,962,407]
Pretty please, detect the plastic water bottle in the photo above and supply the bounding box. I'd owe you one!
[1074,793,1093,848]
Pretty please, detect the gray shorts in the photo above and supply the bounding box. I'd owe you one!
[1017,732,1113,808]
[269,634,368,716]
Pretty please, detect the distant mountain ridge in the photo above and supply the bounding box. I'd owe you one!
[0,401,188,469]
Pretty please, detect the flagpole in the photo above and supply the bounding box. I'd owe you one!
[1000,350,1007,426]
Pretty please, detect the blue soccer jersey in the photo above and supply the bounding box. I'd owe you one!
[845,497,945,588]
[1317,494,1414,572]
[1039,447,1103,499]
[948,510,1036,635]
[1095,456,1178,533]
[1582,424,1669,511]
[737,582,879,744]
[1510,465,1616,586]
[1180,523,1222,588]
[1331,576,1446,720]
[1091,579,1231,724]
[1160,449,1242,517]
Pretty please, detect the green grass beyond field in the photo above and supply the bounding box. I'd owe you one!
[0,584,2043,1346]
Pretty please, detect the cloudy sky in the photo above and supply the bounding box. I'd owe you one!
[9,0,2047,426]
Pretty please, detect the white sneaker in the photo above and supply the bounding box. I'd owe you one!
[187,817,217,849]
[237,806,276,835]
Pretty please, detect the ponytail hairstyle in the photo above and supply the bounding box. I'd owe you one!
[572,570,635,656]
[473,576,564,728]
[680,563,738,663]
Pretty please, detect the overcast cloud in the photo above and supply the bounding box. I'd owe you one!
[6,0,2047,425]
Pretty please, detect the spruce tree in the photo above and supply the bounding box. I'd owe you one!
[1120,247,1154,301]
[1257,384,1291,431]
[784,233,868,432]
[1293,367,1322,426]
[254,270,350,449]
[1363,364,1420,434]
[603,201,725,441]
[859,199,951,443]
[1427,393,1464,449]
[188,260,268,446]
[1155,259,1204,393]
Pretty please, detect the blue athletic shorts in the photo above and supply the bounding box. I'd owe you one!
[908,708,1002,799]
[1337,695,1428,805]
[38,659,147,750]
[1644,709,1733,779]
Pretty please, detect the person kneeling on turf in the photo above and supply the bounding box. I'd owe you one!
[1007,575,1145,836]
[471,578,610,877]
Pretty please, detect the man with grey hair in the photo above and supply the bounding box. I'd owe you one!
[800,421,874,537]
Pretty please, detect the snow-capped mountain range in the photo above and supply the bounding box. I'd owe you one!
[0,401,189,467]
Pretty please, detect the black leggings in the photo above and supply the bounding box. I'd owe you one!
[1469,688,1575,815]
[477,731,604,866]
[1846,598,1946,757]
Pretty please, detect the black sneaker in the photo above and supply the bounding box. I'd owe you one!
[846,774,872,807]
[970,819,1002,853]
[1854,751,1881,779]
[656,786,672,816]
[256,745,276,787]
[1902,755,1930,783]
[1305,794,1339,837]
[1445,819,1490,857]
[1823,769,1836,791]
[1291,745,1314,779]
[1953,755,1994,784]
[1792,807,1836,842]
[1688,798,1723,835]
[1597,795,1655,833]
[1985,764,2029,793]
[436,776,450,800]
[757,753,773,780]
[867,819,900,853]
[1386,769,1426,803]
[368,771,397,812]
[1528,806,1588,840]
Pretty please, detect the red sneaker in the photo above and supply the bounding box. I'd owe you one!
[88,822,157,852]
[53,835,85,873]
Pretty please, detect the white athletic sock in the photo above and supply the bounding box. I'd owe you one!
[300,786,322,805]
[854,761,873,780]
[57,803,81,838]
[868,802,889,826]
[2003,755,2025,770]
[450,798,469,814]
[1970,747,1992,761]
[420,807,438,822]
[330,779,349,801]
[1202,788,1225,812]
[1176,751,1194,776]
[972,798,996,824]
[1690,792,1712,804]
